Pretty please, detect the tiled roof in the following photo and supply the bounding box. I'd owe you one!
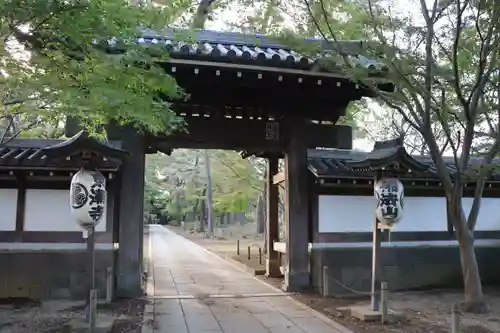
[43,130,129,161]
[307,149,500,181]
[0,139,57,167]
[0,133,127,170]
[100,29,388,73]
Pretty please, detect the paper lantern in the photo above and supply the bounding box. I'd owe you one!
[374,177,404,229]
[70,168,106,229]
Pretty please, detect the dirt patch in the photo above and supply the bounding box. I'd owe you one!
[258,275,500,333]
[0,300,83,333]
[68,298,149,333]
[0,298,150,333]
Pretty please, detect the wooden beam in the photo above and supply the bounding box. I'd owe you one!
[150,117,353,151]
[273,172,285,185]
[240,150,283,159]
[154,146,173,155]
[170,89,349,120]
[150,116,284,151]
[162,58,388,86]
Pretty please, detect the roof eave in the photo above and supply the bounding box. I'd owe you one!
[43,131,130,162]
[348,147,430,173]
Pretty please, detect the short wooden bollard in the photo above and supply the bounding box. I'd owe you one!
[380,282,388,324]
[61,324,72,333]
[247,246,251,260]
[451,303,460,333]
[106,267,113,303]
[258,247,262,265]
[237,240,240,255]
[322,266,329,296]
[89,289,98,333]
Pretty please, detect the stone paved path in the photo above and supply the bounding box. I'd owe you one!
[145,225,353,333]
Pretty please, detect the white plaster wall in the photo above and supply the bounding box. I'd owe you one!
[24,189,106,232]
[318,195,500,233]
[0,189,18,231]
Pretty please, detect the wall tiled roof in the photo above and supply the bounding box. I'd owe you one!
[0,133,126,170]
[100,29,388,73]
[307,149,500,181]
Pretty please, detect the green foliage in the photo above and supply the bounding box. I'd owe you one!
[209,150,262,213]
[144,149,264,219]
[0,0,184,142]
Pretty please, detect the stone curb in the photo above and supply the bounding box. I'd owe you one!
[222,255,266,276]
[141,227,155,333]
[165,226,357,333]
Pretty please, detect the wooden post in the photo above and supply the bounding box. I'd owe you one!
[371,218,382,311]
[236,240,240,255]
[86,227,96,322]
[61,324,72,333]
[371,173,382,311]
[380,282,388,323]
[322,266,329,296]
[117,128,145,298]
[283,119,310,292]
[451,303,460,333]
[247,246,251,260]
[266,156,281,277]
[258,247,262,265]
[89,289,98,333]
[106,267,113,303]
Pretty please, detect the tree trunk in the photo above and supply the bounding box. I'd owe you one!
[175,191,181,225]
[200,187,207,232]
[193,198,199,221]
[200,199,206,232]
[204,150,214,237]
[192,0,215,29]
[256,194,265,234]
[458,234,486,312]
[450,200,488,313]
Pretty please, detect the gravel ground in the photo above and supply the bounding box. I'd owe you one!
[0,300,84,333]
[256,276,500,333]
[0,298,150,333]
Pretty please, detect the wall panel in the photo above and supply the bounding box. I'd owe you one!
[24,189,106,232]
[0,189,18,231]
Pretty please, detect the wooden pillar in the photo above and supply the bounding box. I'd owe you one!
[283,120,310,291]
[14,172,26,242]
[266,156,281,277]
[116,126,146,298]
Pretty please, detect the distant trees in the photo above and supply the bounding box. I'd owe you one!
[143,149,264,229]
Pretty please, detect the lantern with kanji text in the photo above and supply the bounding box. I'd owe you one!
[374,177,404,229]
[70,168,106,229]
